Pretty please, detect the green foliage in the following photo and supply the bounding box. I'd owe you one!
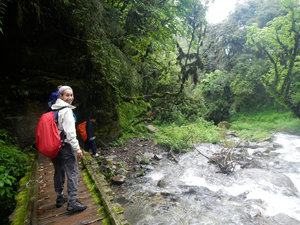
[153,118,222,152]
[0,130,28,224]
[0,129,17,145]
[230,54,271,112]
[155,86,207,125]
[201,70,233,123]
[102,0,209,100]
[0,145,28,181]
[0,166,16,198]
[203,0,291,118]
[114,100,150,145]
[230,108,300,141]
[238,0,286,27]
[11,161,32,225]
[218,121,232,129]
[246,0,300,116]
[0,1,6,34]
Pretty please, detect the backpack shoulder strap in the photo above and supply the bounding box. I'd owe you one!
[52,106,68,124]
[52,106,68,144]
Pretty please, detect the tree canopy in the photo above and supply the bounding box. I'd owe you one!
[247,0,300,116]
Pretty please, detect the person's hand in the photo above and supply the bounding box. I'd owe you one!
[76,149,83,158]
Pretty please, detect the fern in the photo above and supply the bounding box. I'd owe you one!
[0,1,7,34]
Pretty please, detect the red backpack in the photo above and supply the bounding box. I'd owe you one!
[77,121,87,141]
[35,109,64,158]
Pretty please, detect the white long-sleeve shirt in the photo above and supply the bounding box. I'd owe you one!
[51,98,80,151]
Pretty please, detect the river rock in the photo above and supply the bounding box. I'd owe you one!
[140,165,154,171]
[136,155,150,164]
[143,152,155,160]
[135,155,143,163]
[154,154,163,160]
[273,213,300,225]
[133,165,140,171]
[157,179,168,188]
[240,168,298,196]
[116,168,128,175]
[105,155,117,160]
[112,175,126,185]
[273,143,283,149]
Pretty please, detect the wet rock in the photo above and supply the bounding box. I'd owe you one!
[240,168,298,196]
[253,151,263,156]
[140,165,154,171]
[133,165,140,171]
[112,175,126,185]
[135,155,143,164]
[248,208,262,218]
[105,155,117,160]
[143,152,154,160]
[116,168,128,176]
[135,176,151,184]
[273,143,283,149]
[157,179,168,188]
[247,142,262,149]
[147,124,158,132]
[272,213,300,225]
[154,154,163,160]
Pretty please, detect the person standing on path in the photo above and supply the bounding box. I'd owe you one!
[51,85,87,212]
[84,118,99,157]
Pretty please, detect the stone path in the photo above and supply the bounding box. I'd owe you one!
[36,154,104,225]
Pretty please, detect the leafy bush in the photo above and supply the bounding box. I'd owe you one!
[230,54,270,113]
[0,130,28,225]
[0,129,17,145]
[153,118,222,152]
[155,86,207,125]
[113,100,150,145]
[201,70,233,123]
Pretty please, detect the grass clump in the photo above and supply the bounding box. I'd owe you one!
[152,118,222,152]
[230,109,300,141]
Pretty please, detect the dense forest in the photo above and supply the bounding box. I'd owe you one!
[0,0,299,223]
[0,0,299,134]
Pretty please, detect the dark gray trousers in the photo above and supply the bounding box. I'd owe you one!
[52,143,78,201]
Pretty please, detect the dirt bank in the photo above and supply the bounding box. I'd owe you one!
[99,137,168,169]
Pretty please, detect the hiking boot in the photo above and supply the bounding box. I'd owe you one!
[56,194,68,208]
[67,199,87,213]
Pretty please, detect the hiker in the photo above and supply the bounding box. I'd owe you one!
[47,85,62,112]
[47,85,77,122]
[51,85,87,212]
[84,118,99,157]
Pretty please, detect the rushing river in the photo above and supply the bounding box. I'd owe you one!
[114,133,300,225]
